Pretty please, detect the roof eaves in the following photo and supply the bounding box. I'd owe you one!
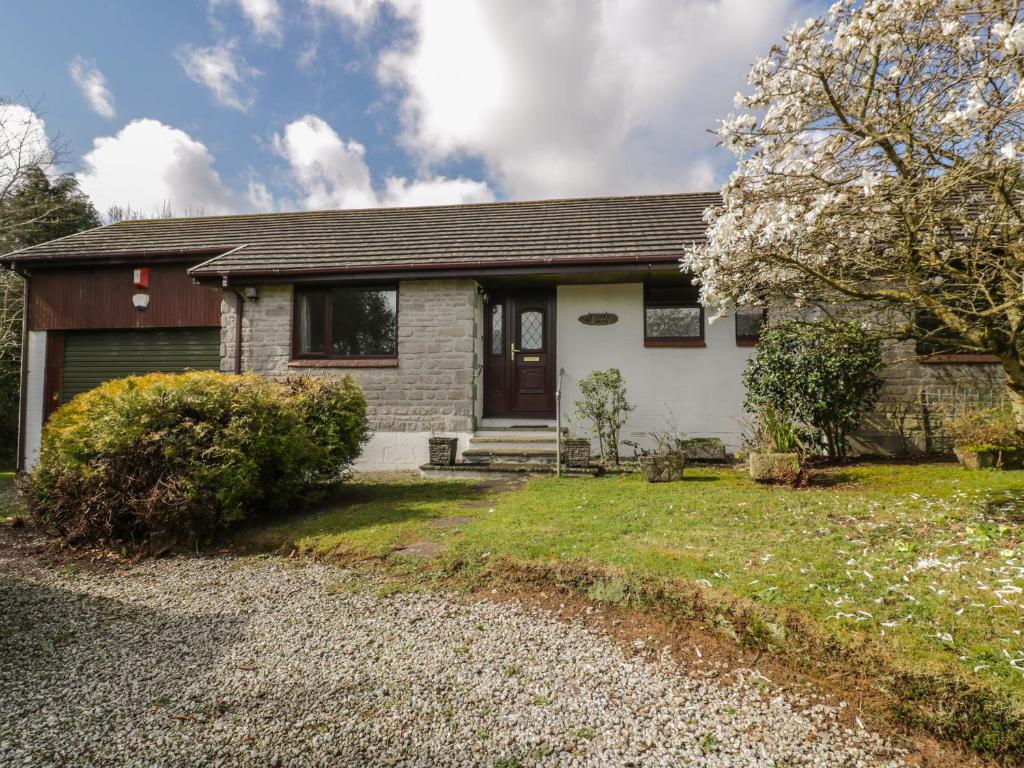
[187,243,249,280]
[0,222,108,264]
[192,251,689,282]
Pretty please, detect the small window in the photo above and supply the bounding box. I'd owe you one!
[490,303,503,355]
[735,308,767,346]
[914,311,999,363]
[644,283,704,346]
[294,286,397,358]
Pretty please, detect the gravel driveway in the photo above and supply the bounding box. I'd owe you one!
[0,551,906,768]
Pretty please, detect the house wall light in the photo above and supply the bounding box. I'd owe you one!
[242,286,260,301]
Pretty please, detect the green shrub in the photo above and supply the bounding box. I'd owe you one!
[742,403,803,454]
[946,402,1019,451]
[743,320,883,458]
[25,371,369,546]
[573,369,634,465]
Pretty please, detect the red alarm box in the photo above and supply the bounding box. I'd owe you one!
[133,267,149,289]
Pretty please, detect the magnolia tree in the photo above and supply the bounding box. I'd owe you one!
[684,0,1024,429]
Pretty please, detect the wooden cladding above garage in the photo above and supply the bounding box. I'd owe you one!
[27,262,221,331]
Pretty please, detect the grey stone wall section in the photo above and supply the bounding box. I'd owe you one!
[219,280,481,433]
[855,341,1004,455]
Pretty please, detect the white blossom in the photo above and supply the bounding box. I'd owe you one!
[857,169,881,196]
[684,0,1024,424]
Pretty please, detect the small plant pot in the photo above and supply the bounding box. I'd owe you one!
[954,446,1024,470]
[638,452,686,483]
[561,438,591,468]
[748,452,801,484]
[428,437,459,466]
[680,437,727,462]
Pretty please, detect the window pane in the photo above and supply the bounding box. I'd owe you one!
[520,310,543,350]
[490,303,503,354]
[298,291,326,354]
[331,287,397,356]
[646,306,701,339]
[736,308,766,340]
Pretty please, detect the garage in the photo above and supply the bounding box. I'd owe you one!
[5,258,225,470]
[60,328,221,403]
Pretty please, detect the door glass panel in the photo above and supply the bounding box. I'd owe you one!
[490,304,503,354]
[520,310,543,350]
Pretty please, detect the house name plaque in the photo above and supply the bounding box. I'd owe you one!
[578,312,618,326]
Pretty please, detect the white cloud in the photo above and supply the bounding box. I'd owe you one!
[273,114,494,209]
[68,57,116,119]
[0,104,55,216]
[305,0,390,31]
[273,115,377,209]
[315,0,811,198]
[73,115,490,222]
[0,104,52,180]
[381,175,493,207]
[76,119,241,217]
[212,0,284,43]
[177,42,260,112]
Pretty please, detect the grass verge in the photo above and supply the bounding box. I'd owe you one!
[237,463,1024,761]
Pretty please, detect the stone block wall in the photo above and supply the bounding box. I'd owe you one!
[220,279,481,434]
[854,341,1005,455]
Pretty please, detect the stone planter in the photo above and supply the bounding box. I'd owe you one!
[638,452,686,483]
[428,437,459,466]
[748,452,801,483]
[561,438,591,468]
[680,437,727,462]
[954,446,1024,470]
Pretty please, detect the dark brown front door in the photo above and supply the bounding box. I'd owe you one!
[483,290,556,418]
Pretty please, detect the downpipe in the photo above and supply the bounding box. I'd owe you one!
[556,367,565,478]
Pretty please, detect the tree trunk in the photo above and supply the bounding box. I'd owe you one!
[1003,357,1024,435]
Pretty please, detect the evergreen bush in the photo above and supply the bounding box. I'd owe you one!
[24,371,369,546]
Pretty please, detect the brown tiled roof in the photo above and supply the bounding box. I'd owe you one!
[1,192,720,278]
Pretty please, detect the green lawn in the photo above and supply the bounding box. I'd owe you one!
[248,462,1024,756]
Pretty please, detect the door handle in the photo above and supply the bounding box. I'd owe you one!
[511,344,520,360]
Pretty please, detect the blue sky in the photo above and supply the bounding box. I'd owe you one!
[0,0,827,219]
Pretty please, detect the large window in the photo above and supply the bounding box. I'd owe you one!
[294,286,398,358]
[643,283,704,346]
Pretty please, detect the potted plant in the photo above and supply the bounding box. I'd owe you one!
[634,431,687,483]
[947,403,1023,470]
[427,424,459,466]
[744,404,803,484]
[561,436,591,468]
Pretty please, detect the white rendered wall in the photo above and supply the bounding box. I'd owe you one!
[556,283,755,454]
[21,330,47,470]
[354,431,472,472]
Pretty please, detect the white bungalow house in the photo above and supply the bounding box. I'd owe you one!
[2,193,1003,472]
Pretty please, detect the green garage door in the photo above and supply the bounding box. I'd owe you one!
[61,328,221,402]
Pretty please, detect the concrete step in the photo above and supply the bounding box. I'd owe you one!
[470,434,559,444]
[420,462,599,479]
[479,419,557,429]
[466,438,557,450]
[462,447,558,464]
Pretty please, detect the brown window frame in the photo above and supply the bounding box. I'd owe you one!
[291,284,399,360]
[735,308,768,347]
[643,283,705,348]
